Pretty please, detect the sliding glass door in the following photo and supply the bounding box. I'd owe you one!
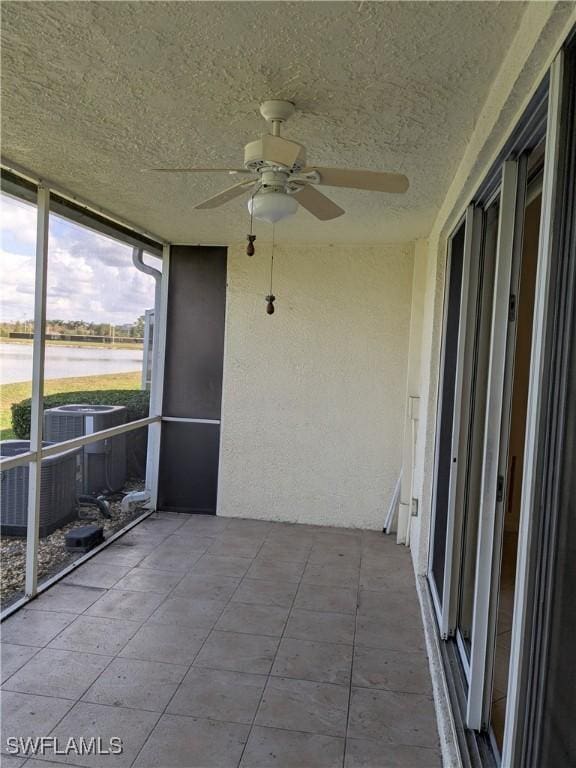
[428,43,576,766]
[455,196,499,667]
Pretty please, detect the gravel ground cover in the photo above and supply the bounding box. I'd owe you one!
[1,479,146,610]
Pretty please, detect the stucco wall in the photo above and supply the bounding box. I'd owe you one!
[397,239,428,545]
[218,241,414,529]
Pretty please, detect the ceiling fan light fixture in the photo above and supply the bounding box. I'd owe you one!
[248,190,298,224]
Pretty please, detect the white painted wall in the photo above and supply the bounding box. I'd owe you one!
[218,241,414,529]
[396,239,428,545]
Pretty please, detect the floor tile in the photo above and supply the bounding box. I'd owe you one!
[256,677,348,737]
[355,616,426,653]
[2,648,111,700]
[116,531,166,549]
[49,615,140,655]
[1,755,27,767]
[302,563,359,588]
[137,518,186,535]
[272,638,352,685]
[344,737,442,767]
[1,644,39,683]
[190,554,252,578]
[245,558,305,582]
[348,687,438,747]
[1,515,438,767]
[359,566,415,593]
[138,549,203,572]
[224,518,275,536]
[232,579,298,609]
[285,609,355,645]
[172,573,240,601]
[63,563,131,589]
[147,596,226,630]
[112,568,184,594]
[179,515,231,535]
[133,713,249,768]
[240,725,344,768]
[82,657,186,712]
[257,543,311,563]
[92,545,150,567]
[85,589,164,622]
[118,622,208,665]
[47,701,159,767]
[294,584,357,615]
[353,646,432,694]
[25,584,106,614]
[161,533,216,552]
[208,537,263,559]
[357,588,421,622]
[308,548,361,569]
[194,630,278,675]
[1,610,74,647]
[0,691,73,755]
[167,667,266,724]
[215,602,289,637]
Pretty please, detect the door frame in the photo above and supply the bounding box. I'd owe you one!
[428,209,470,630]
[501,50,567,768]
[467,156,528,730]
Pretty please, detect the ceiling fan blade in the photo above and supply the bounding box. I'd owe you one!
[194,180,255,210]
[260,135,304,168]
[148,167,251,174]
[293,184,345,221]
[306,167,409,194]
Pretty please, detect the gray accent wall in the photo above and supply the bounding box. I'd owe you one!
[158,245,227,513]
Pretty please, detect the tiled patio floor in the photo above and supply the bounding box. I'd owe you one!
[1,513,441,768]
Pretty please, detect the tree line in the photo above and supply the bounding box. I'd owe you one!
[0,316,146,338]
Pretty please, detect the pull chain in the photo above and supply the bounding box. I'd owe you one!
[246,184,261,256]
[266,224,276,315]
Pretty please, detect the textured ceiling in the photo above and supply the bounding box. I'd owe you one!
[1,1,526,244]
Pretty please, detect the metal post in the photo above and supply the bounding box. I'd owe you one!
[25,185,49,596]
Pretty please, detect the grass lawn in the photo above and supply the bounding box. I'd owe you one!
[0,371,140,440]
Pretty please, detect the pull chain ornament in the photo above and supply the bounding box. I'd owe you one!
[246,184,261,256]
[266,225,276,315]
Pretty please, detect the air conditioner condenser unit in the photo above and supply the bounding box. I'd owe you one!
[44,404,127,495]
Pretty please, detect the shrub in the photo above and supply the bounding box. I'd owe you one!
[11,389,150,440]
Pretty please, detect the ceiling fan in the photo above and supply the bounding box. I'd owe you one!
[150,100,409,224]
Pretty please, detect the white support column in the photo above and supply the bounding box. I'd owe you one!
[147,243,170,509]
[25,185,50,597]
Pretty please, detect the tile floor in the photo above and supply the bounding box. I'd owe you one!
[1,513,441,767]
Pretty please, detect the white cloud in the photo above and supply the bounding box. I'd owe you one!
[0,194,157,323]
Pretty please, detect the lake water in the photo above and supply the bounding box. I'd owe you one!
[0,342,143,385]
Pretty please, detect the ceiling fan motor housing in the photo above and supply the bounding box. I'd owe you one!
[244,136,307,173]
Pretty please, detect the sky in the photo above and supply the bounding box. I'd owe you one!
[0,193,159,324]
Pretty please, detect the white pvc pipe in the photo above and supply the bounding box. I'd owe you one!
[121,490,151,514]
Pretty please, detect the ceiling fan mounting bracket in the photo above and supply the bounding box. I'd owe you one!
[259,100,296,125]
